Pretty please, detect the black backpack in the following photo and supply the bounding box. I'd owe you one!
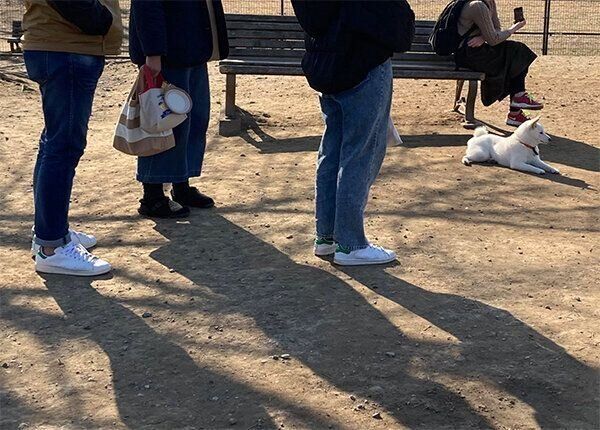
[429,0,475,56]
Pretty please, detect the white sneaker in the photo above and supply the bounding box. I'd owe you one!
[35,242,111,276]
[314,237,337,256]
[334,244,397,266]
[31,227,97,256]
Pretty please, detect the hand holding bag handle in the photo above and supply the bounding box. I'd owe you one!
[138,66,187,133]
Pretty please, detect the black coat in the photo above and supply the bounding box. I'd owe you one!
[129,0,229,68]
[291,0,415,94]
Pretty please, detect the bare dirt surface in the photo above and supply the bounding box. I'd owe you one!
[0,56,599,429]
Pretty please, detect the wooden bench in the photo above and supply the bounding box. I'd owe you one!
[6,20,23,53]
[219,14,485,136]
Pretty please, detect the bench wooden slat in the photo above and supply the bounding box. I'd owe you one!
[226,21,305,31]
[220,63,483,81]
[226,14,300,23]
[228,29,305,40]
[222,58,466,72]
[230,38,307,49]
[229,42,436,59]
[229,48,305,58]
[393,52,453,62]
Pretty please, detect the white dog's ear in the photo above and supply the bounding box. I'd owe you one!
[530,116,541,127]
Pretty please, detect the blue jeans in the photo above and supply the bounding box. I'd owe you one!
[316,60,393,250]
[137,64,210,183]
[24,51,105,247]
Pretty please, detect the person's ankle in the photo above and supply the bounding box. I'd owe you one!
[513,91,526,98]
[41,246,56,256]
[143,183,165,201]
[172,181,191,196]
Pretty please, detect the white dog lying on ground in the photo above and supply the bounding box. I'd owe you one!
[462,116,560,175]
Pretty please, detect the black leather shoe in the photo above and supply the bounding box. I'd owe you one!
[172,187,215,209]
[138,197,190,219]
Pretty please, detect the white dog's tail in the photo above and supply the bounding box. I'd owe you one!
[473,126,488,138]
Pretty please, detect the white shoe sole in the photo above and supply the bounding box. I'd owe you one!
[506,118,525,127]
[314,244,337,256]
[333,255,397,266]
[35,264,111,277]
[510,102,543,110]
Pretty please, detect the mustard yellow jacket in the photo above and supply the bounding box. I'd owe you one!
[23,0,123,56]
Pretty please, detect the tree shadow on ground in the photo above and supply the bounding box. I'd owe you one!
[3,275,331,429]
[149,211,596,429]
[338,265,600,430]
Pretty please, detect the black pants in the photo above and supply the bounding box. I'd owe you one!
[455,40,537,106]
[509,67,528,97]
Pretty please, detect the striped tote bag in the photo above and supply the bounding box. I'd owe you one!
[113,70,176,157]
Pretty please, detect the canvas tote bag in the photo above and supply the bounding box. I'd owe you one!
[113,70,176,157]
[138,66,188,134]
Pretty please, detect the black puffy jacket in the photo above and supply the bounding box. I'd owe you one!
[291,0,415,95]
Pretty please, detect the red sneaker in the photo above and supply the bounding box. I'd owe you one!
[511,92,544,110]
[506,110,530,127]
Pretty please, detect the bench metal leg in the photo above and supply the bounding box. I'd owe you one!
[462,80,479,129]
[219,73,242,136]
[453,80,465,112]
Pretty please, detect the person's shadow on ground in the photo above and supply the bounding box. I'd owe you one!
[150,212,599,429]
[4,275,320,429]
[338,266,600,430]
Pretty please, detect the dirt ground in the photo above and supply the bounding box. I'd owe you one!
[0,55,599,430]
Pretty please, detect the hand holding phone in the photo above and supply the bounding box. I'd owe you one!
[514,7,525,23]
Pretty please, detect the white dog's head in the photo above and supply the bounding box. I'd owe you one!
[515,116,552,146]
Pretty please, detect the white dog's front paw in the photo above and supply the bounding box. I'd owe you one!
[550,169,561,175]
[537,170,546,175]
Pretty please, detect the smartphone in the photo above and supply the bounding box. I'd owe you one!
[514,7,525,23]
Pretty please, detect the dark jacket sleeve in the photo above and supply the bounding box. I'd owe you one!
[130,0,168,57]
[341,0,415,52]
[47,0,113,36]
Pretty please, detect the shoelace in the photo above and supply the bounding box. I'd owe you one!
[369,244,389,254]
[62,243,97,263]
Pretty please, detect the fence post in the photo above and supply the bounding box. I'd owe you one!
[542,0,552,55]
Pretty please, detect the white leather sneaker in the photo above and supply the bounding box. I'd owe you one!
[35,242,111,276]
[334,244,397,266]
[314,237,337,256]
[31,227,97,256]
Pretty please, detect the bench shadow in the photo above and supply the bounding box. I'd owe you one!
[400,134,472,148]
[237,108,321,153]
[148,212,589,428]
[338,265,600,430]
[10,273,285,429]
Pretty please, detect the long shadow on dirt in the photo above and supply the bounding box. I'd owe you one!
[3,275,331,429]
[149,212,599,429]
[339,265,600,430]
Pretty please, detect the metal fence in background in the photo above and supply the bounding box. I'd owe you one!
[2,0,599,56]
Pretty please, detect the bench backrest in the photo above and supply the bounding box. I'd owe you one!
[225,14,449,63]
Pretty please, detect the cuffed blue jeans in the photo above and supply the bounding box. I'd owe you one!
[136,64,210,184]
[315,60,393,251]
[24,51,105,247]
